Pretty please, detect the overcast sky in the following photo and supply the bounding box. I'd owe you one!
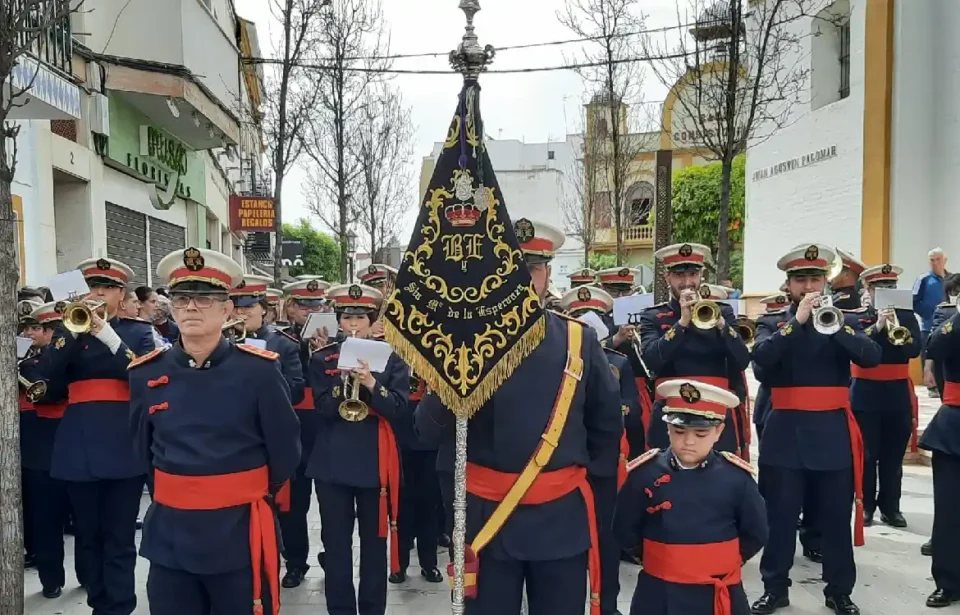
[233,0,685,246]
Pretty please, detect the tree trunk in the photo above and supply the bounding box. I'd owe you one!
[0,176,24,615]
[716,157,733,282]
[272,177,284,284]
[272,0,295,286]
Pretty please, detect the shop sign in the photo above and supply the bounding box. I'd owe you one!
[229,196,276,232]
[752,145,837,182]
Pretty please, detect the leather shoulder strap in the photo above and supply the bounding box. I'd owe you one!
[470,320,584,555]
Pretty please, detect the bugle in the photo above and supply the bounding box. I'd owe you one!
[62,300,106,335]
[18,374,47,403]
[338,331,370,422]
[735,316,757,346]
[221,319,246,342]
[884,308,910,346]
[692,300,720,330]
[813,294,843,335]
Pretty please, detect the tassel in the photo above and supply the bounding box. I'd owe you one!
[909,382,919,453]
[390,521,401,574]
[275,481,291,513]
[617,432,628,490]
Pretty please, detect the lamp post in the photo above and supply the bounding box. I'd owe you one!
[346,230,357,282]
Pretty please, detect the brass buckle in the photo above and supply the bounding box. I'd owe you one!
[564,352,583,382]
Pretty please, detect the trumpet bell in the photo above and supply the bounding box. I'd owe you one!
[63,301,104,334]
[735,316,756,344]
[25,380,47,404]
[827,250,844,281]
[692,300,720,330]
[338,399,370,422]
[886,310,910,346]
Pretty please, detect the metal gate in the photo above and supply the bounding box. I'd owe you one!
[105,203,185,287]
[148,217,186,280]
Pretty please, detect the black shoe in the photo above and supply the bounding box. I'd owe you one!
[317,551,326,569]
[438,534,451,549]
[41,586,62,599]
[135,518,143,531]
[751,592,789,614]
[803,547,823,563]
[922,540,933,557]
[388,571,407,584]
[421,567,443,583]
[881,512,907,528]
[863,512,874,527]
[926,588,960,608]
[282,567,306,588]
[825,595,860,614]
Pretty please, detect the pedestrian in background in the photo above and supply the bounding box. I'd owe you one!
[914,248,950,398]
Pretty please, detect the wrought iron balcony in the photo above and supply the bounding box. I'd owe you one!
[593,224,654,247]
[15,0,73,76]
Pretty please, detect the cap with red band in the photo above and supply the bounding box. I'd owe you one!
[657,378,740,427]
[327,283,383,314]
[265,288,283,306]
[283,277,330,300]
[31,301,64,324]
[156,247,244,292]
[360,264,398,285]
[696,283,729,301]
[559,285,613,314]
[860,263,902,286]
[835,248,866,278]
[514,218,565,264]
[597,267,639,287]
[759,294,789,311]
[776,243,835,275]
[568,268,597,287]
[229,274,274,307]
[77,257,134,288]
[654,243,712,272]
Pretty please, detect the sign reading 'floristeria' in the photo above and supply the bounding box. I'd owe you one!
[229,196,276,232]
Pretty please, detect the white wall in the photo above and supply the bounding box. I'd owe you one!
[103,167,189,231]
[743,0,866,294]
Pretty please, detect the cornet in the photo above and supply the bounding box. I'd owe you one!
[62,300,107,334]
[691,300,721,330]
[339,330,370,422]
[17,355,47,403]
[813,294,843,335]
[735,316,757,347]
[221,319,247,342]
[883,308,910,346]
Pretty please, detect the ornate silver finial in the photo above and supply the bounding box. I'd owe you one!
[449,0,495,80]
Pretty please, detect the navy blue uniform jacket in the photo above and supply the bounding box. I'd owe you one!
[248,324,305,405]
[19,347,69,472]
[920,309,960,456]
[129,340,301,575]
[751,310,789,430]
[849,306,921,413]
[39,317,156,481]
[752,305,881,470]
[415,312,623,562]
[928,303,958,394]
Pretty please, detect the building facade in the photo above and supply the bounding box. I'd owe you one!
[8,0,270,289]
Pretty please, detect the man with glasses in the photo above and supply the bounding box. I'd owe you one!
[130,247,300,615]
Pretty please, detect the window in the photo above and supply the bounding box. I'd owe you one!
[626,182,655,226]
[839,22,851,99]
[547,150,555,160]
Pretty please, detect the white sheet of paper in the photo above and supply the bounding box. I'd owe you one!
[577,310,610,341]
[16,337,32,359]
[874,288,913,311]
[244,338,267,350]
[302,312,338,340]
[338,337,392,373]
[613,293,654,326]
[717,299,740,317]
[47,270,89,301]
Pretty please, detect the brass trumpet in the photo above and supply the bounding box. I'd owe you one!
[339,331,370,422]
[63,300,106,334]
[692,300,720,330]
[18,374,47,403]
[222,319,247,342]
[884,308,911,346]
[813,294,843,335]
[735,316,757,346]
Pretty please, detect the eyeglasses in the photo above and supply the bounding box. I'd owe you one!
[170,295,224,309]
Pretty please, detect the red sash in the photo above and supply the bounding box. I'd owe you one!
[851,363,918,452]
[68,379,130,404]
[154,467,279,615]
[371,409,401,574]
[770,386,865,546]
[642,538,741,615]
[292,387,314,410]
[943,381,960,406]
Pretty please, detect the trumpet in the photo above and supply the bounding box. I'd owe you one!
[813,294,843,335]
[339,330,370,422]
[62,300,107,334]
[18,374,47,403]
[883,308,911,346]
[735,316,757,346]
[222,319,247,342]
[691,300,720,330]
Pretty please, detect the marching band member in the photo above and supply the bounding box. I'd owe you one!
[415,219,622,615]
[752,294,790,441]
[130,248,300,615]
[560,284,639,614]
[750,244,880,615]
[829,249,867,311]
[598,267,640,299]
[279,275,331,585]
[306,283,409,615]
[37,258,155,615]
[265,287,284,325]
[613,379,767,615]
[362,264,397,339]
[640,244,751,459]
[849,265,921,529]
[568,268,598,289]
[19,300,72,598]
[230,274,305,404]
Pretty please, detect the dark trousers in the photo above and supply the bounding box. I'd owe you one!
[799,480,821,553]
[23,468,68,589]
[318,481,387,615]
[856,409,912,516]
[398,449,439,572]
[758,466,855,597]
[68,477,145,615]
[146,563,275,615]
[466,552,588,615]
[932,452,960,592]
[591,476,620,615]
[439,469,453,538]
[278,472,318,571]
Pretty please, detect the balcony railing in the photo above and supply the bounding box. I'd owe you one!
[593,225,654,245]
[15,0,73,76]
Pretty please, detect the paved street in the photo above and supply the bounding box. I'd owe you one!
[22,374,949,614]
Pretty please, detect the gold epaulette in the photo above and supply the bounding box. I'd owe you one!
[603,346,626,358]
[720,451,757,477]
[127,347,167,370]
[625,448,660,473]
[236,344,280,360]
